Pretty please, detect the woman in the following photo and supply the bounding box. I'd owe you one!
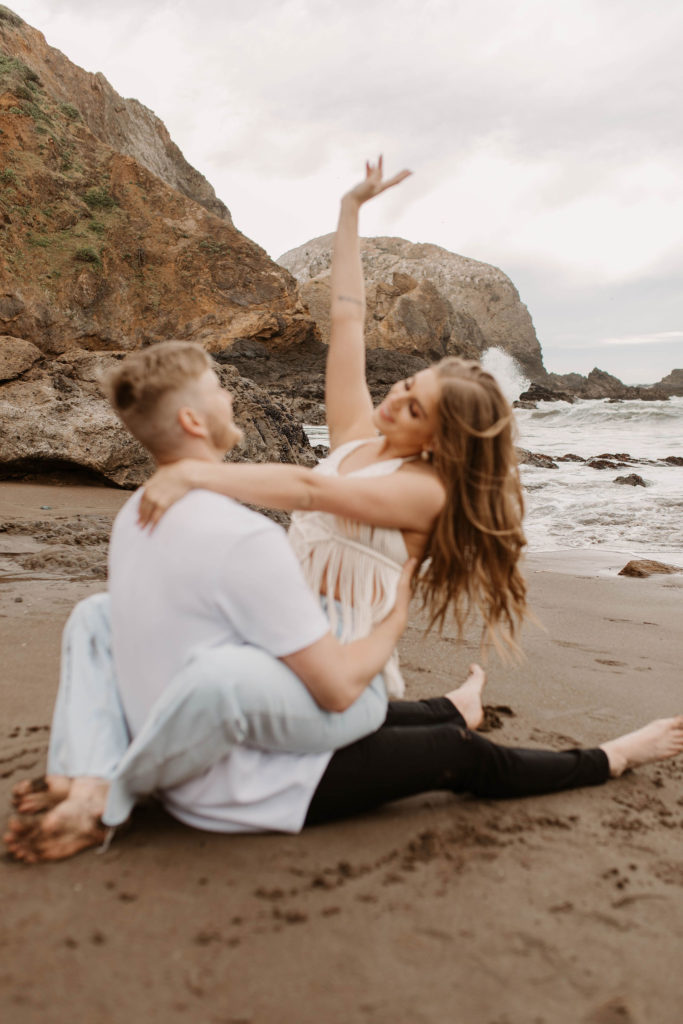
[139,158,527,698]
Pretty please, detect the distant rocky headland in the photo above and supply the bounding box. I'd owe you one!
[0,5,680,487]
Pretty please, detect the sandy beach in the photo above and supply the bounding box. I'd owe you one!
[1,482,682,1024]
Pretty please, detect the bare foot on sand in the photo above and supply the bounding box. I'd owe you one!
[4,779,109,864]
[601,717,683,777]
[12,774,71,814]
[446,664,486,729]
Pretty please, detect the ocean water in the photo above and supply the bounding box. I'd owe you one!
[516,398,682,556]
[304,350,683,557]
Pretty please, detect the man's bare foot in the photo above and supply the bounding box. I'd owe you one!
[12,774,71,814]
[446,664,486,729]
[601,717,683,778]
[4,778,109,863]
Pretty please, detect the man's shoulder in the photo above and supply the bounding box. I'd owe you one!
[182,490,282,539]
[113,488,282,545]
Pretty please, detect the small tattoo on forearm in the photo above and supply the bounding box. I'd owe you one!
[337,294,363,306]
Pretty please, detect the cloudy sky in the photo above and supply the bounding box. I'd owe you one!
[8,0,683,382]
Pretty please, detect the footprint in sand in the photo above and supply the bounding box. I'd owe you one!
[480,704,515,732]
[585,996,635,1024]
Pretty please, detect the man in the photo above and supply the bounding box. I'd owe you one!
[6,340,415,859]
[6,342,683,862]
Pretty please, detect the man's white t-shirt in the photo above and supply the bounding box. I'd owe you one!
[108,489,332,833]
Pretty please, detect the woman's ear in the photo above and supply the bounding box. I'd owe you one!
[177,405,208,439]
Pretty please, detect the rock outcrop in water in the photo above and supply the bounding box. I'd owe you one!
[656,369,683,397]
[518,367,681,406]
[543,368,670,402]
[278,234,547,381]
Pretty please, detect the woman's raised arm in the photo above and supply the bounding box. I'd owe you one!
[326,158,411,450]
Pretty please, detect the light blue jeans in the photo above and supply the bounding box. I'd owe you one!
[47,594,388,827]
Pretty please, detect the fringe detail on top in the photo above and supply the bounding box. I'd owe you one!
[288,439,411,698]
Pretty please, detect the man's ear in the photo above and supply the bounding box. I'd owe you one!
[177,405,208,439]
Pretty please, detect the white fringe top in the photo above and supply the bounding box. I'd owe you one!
[288,438,413,698]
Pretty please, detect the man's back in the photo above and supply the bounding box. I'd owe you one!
[108,488,332,833]
[109,489,328,732]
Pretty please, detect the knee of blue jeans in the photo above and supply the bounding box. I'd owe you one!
[359,675,389,731]
[65,591,111,634]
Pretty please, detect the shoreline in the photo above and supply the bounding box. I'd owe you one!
[1,483,683,1023]
[1,479,682,569]
[525,548,683,575]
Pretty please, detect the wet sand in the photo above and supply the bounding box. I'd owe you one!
[1,482,682,1024]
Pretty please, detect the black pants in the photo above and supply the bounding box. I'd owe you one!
[305,698,610,826]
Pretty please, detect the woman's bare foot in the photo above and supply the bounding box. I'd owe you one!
[446,664,486,729]
[12,774,71,814]
[4,778,109,864]
[601,717,683,778]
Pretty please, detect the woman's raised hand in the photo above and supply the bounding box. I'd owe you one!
[343,155,412,207]
[138,459,200,530]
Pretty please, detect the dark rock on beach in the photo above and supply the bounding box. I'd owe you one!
[618,559,681,578]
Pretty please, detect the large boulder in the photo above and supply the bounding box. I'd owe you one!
[0,350,316,487]
[279,234,547,380]
[0,334,41,380]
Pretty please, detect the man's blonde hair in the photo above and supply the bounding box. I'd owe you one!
[106,341,212,456]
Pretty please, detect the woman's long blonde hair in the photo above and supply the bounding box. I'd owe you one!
[418,357,527,655]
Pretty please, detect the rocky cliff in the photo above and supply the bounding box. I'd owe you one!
[0,346,316,487]
[0,6,228,219]
[0,9,319,483]
[278,234,547,381]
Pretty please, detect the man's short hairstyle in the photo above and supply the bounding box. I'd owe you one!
[106,341,212,456]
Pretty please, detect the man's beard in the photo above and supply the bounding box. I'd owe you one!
[208,412,243,454]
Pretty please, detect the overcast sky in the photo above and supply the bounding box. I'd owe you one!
[8,0,683,382]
